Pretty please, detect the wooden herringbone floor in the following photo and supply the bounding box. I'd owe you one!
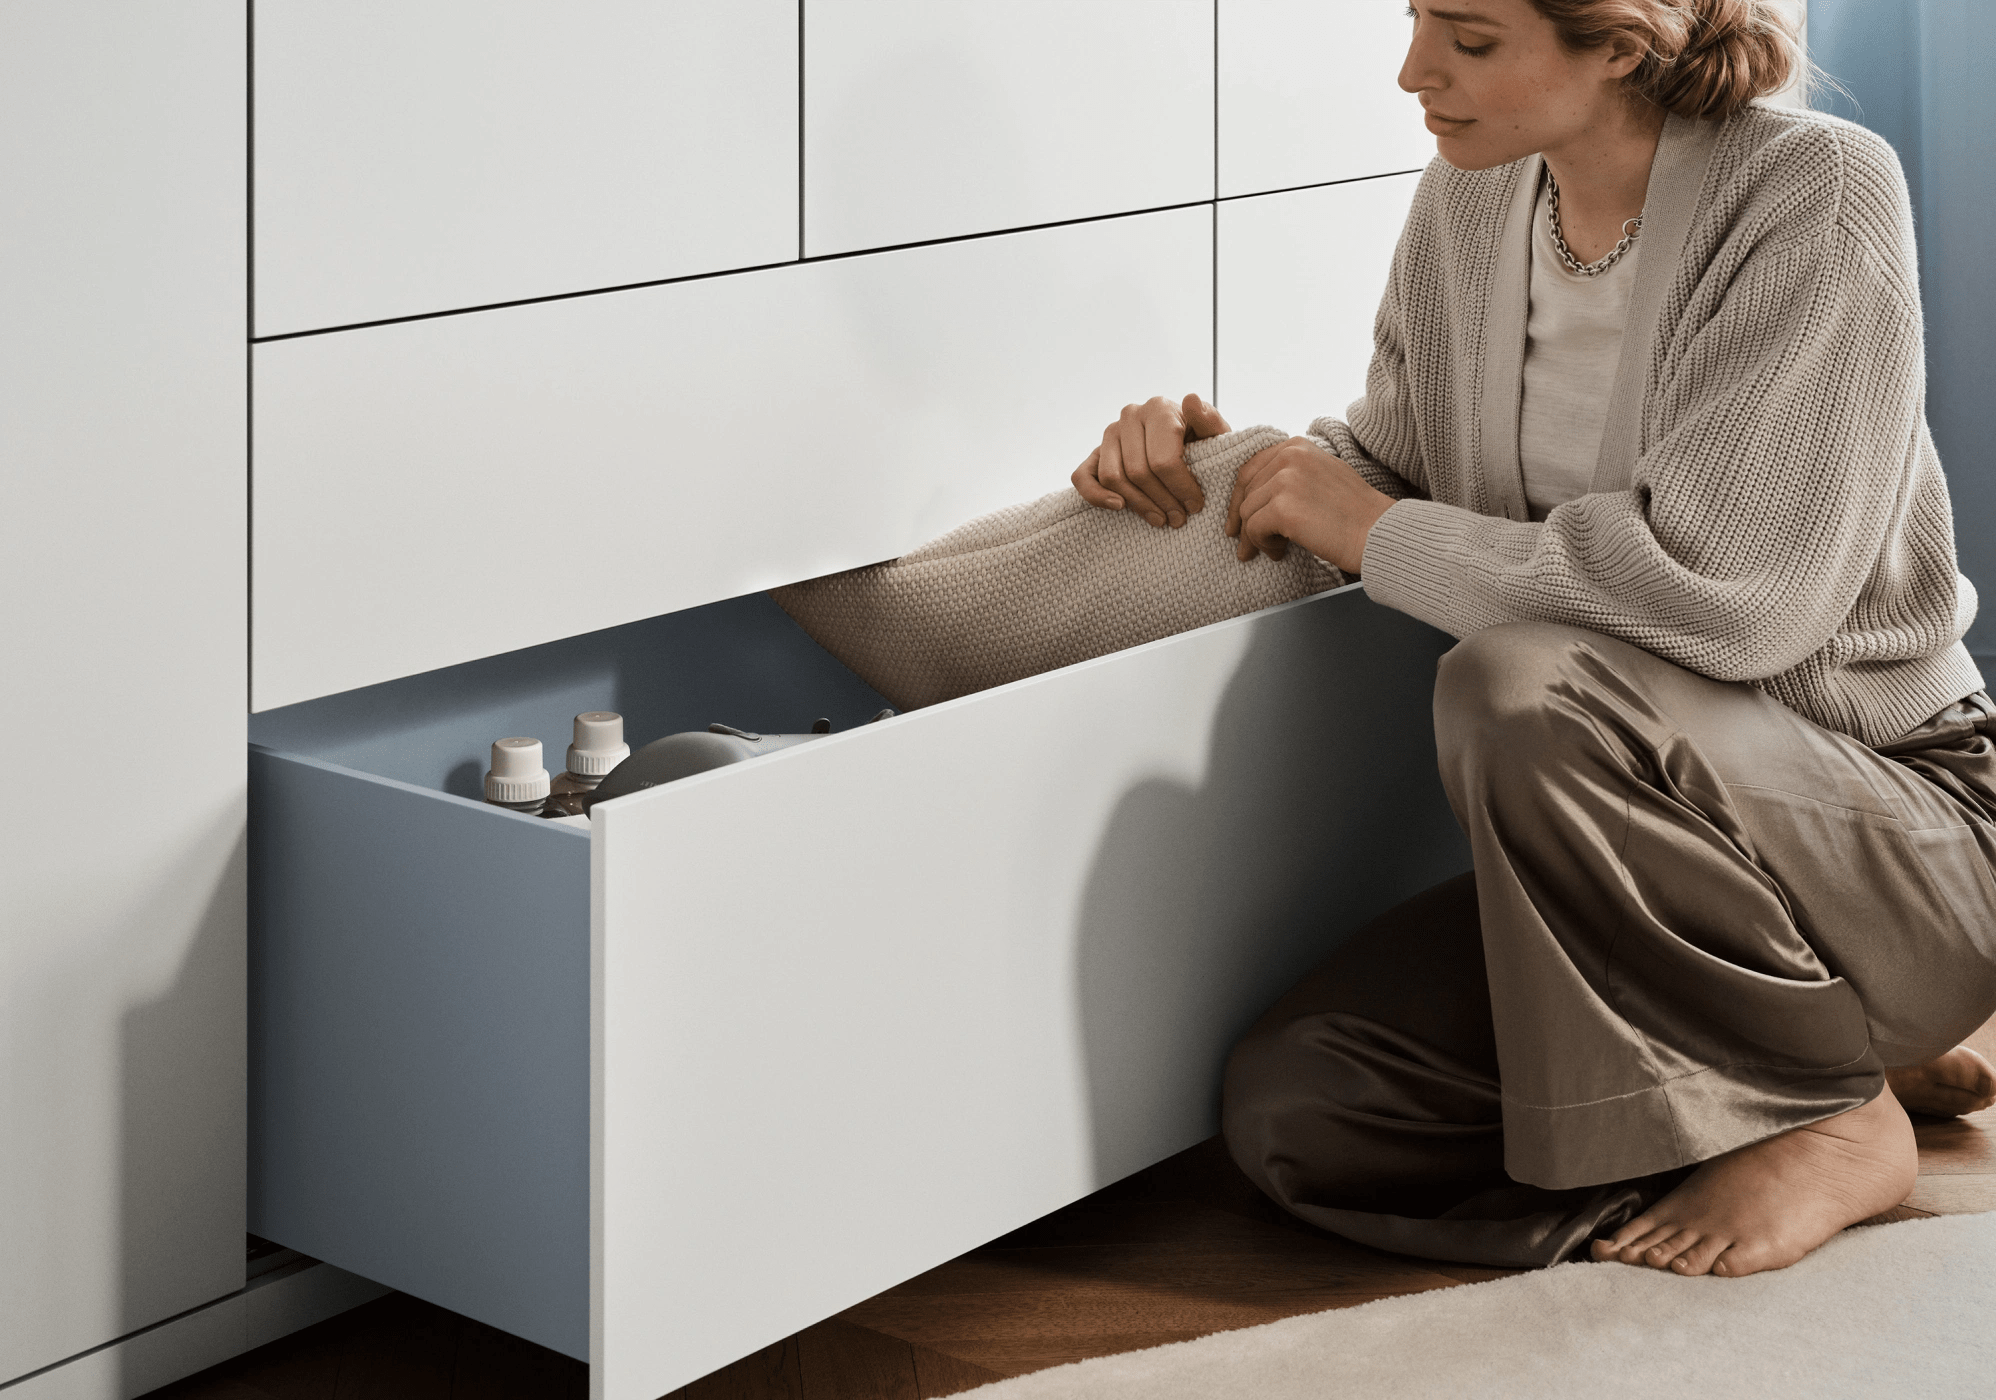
[149,1035,1996,1400]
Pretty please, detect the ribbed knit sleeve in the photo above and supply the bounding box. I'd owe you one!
[1366,222,1941,667]
[1340,112,1981,744]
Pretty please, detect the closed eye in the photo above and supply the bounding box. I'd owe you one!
[1406,4,1500,58]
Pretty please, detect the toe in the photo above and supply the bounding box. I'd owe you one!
[1671,1232,1733,1277]
[1617,1222,1682,1264]
[1600,1212,1662,1254]
[1643,1228,1700,1269]
[1964,1049,1996,1101]
[1710,1232,1806,1277]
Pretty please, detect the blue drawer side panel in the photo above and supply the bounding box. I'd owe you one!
[248,748,590,1359]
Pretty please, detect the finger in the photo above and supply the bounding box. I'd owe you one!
[1236,471,1286,537]
[1115,408,1176,527]
[1072,448,1123,509]
[1237,480,1292,562]
[1117,409,1179,526]
[1142,411,1204,521]
[1183,392,1232,439]
[1101,426,1165,525]
[1227,443,1285,538]
[1237,498,1283,561]
[1244,524,1290,563]
[1097,430,1146,521]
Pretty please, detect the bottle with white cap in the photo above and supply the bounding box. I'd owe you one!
[483,736,551,815]
[546,712,631,816]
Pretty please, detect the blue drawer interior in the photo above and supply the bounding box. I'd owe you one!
[247,593,889,1359]
[250,591,893,794]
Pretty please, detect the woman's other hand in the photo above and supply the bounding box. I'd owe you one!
[1227,436,1394,576]
[1072,393,1232,528]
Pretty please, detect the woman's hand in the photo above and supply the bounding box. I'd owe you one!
[1226,436,1394,576]
[1073,393,1232,528]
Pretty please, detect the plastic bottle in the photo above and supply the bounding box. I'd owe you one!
[483,737,551,815]
[546,712,631,817]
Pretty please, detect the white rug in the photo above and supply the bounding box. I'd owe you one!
[960,1213,1996,1399]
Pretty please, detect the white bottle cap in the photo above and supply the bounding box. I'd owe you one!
[566,711,631,783]
[484,736,551,809]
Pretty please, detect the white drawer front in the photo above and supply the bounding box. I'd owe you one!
[593,589,1465,1398]
[804,0,1213,255]
[1218,173,1419,436]
[252,207,1212,711]
[254,1,798,336]
[248,587,1465,1398]
[1218,0,1432,197]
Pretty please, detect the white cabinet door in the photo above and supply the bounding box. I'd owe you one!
[1217,173,1419,437]
[1219,0,1432,197]
[254,1,798,337]
[253,207,1212,711]
[0,2,247,1383]
[804,0,1213,255]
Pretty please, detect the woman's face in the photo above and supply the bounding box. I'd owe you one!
[1398,2,1645,170]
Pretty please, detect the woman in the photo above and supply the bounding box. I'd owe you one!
[1075,0,1996,1279]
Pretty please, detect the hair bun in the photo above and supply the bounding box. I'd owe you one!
[1530,0,1802,121]
[1649,0,1797,119]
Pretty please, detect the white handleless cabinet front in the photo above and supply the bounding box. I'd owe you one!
[252,207,1213,711]
[249,587,1468,1400]
[1218,0,1431,197]
[804,0,1214,255]
[2,1,246,1383]
[253,0,799,336]
[1217,173,1420,433]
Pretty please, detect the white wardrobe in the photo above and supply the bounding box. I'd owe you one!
[3,6,1459,1400]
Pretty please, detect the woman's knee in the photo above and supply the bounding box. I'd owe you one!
[1433,622,1607,777]
[1221,1009,1505,1213]
[1220,1013,1364,1197]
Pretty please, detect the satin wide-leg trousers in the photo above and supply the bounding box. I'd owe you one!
[1223,621,1996,1267]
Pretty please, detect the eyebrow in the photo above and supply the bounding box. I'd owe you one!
[1421,7,1507,24]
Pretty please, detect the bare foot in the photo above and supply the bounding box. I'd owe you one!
[1587,1087,1916,1278]
[1885,1046,1996,1118]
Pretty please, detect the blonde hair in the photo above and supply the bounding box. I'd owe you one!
[1527,0,1802,120]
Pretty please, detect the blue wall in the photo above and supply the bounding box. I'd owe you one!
[1811,0,1996,662]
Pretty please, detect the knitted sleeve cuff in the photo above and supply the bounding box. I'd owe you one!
[1357,497,1488,636]
[1309,421,1417,502]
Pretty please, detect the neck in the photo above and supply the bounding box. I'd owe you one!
[1541,100,1668,228]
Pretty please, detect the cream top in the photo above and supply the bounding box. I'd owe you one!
[1519,182,1639,521]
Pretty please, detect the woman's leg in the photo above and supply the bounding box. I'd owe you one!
[1222,873,1686,1267]
[1435,622,1996,1275]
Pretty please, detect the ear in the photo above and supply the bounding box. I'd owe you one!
[1600,33,1647,82]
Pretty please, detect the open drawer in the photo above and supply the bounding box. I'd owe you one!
[248,585,1467,1400]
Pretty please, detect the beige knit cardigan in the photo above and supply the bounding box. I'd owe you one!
[1340,105,1981,746]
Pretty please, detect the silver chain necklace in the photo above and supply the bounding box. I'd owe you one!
[1545,172,1643,278]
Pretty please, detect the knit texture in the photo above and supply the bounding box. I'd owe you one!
[1339,105,1982,746]
[773,426,1341,710]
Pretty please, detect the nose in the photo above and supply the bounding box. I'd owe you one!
[1398,13,1439,96]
